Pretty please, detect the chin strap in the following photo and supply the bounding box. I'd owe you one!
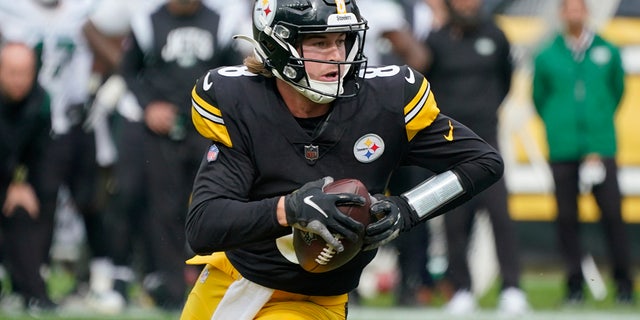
[292,75,340,104]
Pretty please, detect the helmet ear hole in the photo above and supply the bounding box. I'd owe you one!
[273,25,292,40]
[283,66,298,80]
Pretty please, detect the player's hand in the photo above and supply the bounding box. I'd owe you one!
[2,182,40,219]
[145,101,177,135]
[362,194,404,251]
[284,177,366,252]
[83,75,126,132]
[83,101,110,132]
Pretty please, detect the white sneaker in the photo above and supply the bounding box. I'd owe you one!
[498,287,530,315]
[445,290,477,315]
[85,289,126,315]
[0,293,24,314]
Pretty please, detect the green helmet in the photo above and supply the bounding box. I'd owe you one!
[251,0,368,103]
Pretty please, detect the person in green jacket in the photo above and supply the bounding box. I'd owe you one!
[532,0,634,305]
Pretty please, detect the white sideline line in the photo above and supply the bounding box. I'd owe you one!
[349,307,639,320]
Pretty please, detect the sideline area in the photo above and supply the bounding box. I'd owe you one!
[349,307,640,320]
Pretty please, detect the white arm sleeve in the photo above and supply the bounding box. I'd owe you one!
[402,170,465,219]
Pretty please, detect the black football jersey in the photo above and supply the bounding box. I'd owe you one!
[188,64,500,295]
[121,3,241,116]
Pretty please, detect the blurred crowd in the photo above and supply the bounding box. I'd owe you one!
[0,0,636,317]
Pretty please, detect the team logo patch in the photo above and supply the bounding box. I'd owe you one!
[591,46,611,65]
[254,0,277,32]
[301,231,317,245]
[353,134,385,163]
[475,37,496,56]
[305,144,319,162]
[207,144,219,162]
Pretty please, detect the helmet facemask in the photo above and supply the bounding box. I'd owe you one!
[282,23,367,103]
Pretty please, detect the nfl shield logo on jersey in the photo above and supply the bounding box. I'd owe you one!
[207,144,219,162]
[304,144,319,162]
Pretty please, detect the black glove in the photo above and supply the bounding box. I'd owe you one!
[284,177,366,252]
[362,194,405,251]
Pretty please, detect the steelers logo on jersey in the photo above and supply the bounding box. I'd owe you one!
[353,133,385,163]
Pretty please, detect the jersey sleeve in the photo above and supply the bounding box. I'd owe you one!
[187,70,290,254]
[399,67,504,222]
[401,66,440,141]
[191,70,233,148]
[399,113,504,227]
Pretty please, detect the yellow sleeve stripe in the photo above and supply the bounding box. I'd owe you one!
[404,79,440,141]
[192,87,223,119]
[191,87,233,147]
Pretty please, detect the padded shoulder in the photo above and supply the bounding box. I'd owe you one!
[362,65,440,141]
[191,66,260,147]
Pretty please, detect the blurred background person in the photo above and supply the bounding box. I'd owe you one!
[0,0,121,312]
[0,41,56,314]
[419,0,529,315]
[358,0,448,307]
[532,0,634,305]
[117,0,244,310]
[81,0,162,310]
[82,0,251,311]
[359,0,430,69]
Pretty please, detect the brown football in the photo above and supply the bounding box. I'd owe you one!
[293,178,372,273]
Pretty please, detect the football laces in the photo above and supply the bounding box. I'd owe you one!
[315,234,342,265]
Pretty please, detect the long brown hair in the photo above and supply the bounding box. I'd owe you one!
[244,55,273,78]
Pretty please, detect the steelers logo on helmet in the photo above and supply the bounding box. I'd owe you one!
[248,0,368,104]
[253,0,277,32]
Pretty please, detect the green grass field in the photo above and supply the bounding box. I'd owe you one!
[0,266,637,319]
[359,268,637,310]
[349,266,639,320]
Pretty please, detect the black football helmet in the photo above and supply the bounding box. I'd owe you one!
[248,0,368,103]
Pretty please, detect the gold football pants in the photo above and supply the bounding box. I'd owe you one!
[180,252,348,320]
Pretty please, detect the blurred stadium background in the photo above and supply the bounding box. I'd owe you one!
[360,0,640,317]
[1,0,639,318]
[356,0,640,312]
[491,0,640,276]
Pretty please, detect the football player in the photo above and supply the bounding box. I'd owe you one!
[181,0,503,319]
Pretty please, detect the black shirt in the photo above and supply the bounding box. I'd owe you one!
[424,19,513,141]
[0,84,50,188]
[120,3,241,120]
